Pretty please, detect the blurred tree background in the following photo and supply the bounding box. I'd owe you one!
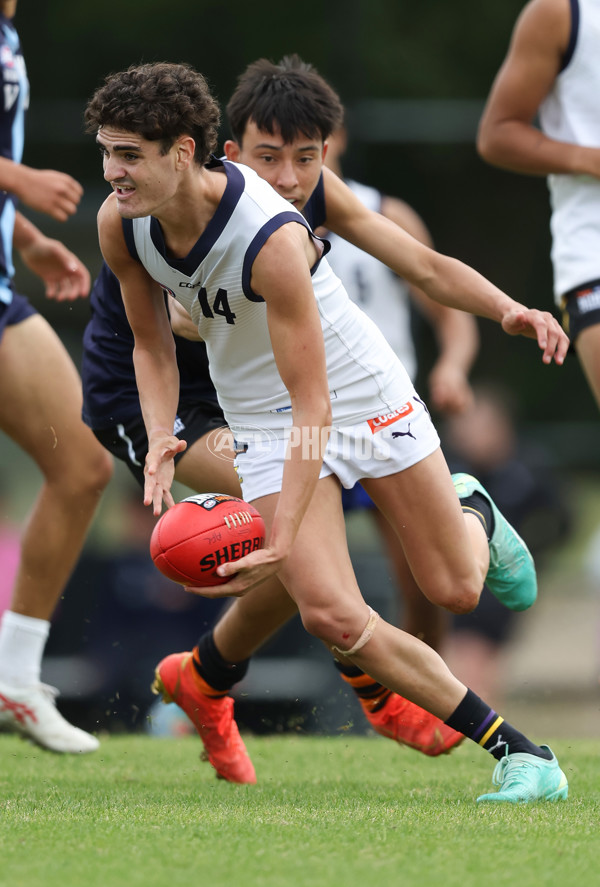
[13,0,600,440]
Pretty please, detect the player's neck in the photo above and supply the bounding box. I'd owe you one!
[156,166,226,259]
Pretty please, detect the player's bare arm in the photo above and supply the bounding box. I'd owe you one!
[207,222,331,598]
[322,167,567,364]
[0,156,83,222]
[477,0,600,179]
[97,195,185,513]
[13,212,91,301]
[168,295,203,341]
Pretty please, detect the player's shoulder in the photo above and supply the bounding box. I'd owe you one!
[514,0,571,48]
[97,191,119,226]
[97,194,134,265]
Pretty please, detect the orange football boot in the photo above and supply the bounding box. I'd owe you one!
[363,692,465,756]
[152,652,256,784]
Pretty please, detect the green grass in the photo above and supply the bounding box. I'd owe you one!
[0,734,598,887]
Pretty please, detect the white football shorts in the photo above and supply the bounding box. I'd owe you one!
[232,393,440,503]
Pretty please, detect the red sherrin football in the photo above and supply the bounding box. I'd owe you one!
[150,493,266,586]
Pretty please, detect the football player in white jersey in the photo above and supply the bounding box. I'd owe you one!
[477,0,600,411]
[85,61,569,802]
[0,0,112,754]
[85,55,473,781]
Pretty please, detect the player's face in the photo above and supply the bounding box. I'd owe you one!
[224,121,326,211]
[96,127,184,219]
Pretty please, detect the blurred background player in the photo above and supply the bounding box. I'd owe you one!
[477,0,600,413]
[319,123,478,652]
[476,0,600,691]
[0,0,112,753]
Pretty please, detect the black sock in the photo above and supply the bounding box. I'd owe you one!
[333,659,391,712]
[459,491,495,540]
[191,630,250,694]
[445,689,552,761]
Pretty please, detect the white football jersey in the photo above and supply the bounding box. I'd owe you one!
[126,160,413,434]
[538,0,600,299]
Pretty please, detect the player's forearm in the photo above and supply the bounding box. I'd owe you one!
[269,391,331,555]
[477,120,600,178]
[420,252,522,323]
[133,346,180,443]
[0,156,26,195]
[271,420,330,556]
[12,211,45,251]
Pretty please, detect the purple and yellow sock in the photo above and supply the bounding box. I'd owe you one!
[445,689,552,761]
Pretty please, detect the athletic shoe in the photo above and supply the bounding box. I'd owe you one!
[452,472,537,611]
[364,692,465,756]
[151,652,256,784]
[0,680,99,754]
[477,745,568,803]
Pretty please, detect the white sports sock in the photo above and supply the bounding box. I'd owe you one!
[0,610,50,686]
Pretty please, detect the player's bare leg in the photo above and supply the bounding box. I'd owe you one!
[0,315,113,752]
[174,426,240,497]
[371,507,449,650]
[362,448,488,617]
[574,324,600,411]
[572,324,600,690]
[254,473,468,714]
[257,472,567,802]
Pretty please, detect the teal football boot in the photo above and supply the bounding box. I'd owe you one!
[477,745,568,803]
[452,472,537,611]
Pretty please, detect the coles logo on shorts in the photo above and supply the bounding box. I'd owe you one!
[367,402,414,434]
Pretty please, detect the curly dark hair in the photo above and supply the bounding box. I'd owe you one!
[84,62,221,165]
[226,54,344,145]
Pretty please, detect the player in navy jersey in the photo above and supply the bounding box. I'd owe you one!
[82,262,226,491]
[85,60,569,802]
[0,0,112,754]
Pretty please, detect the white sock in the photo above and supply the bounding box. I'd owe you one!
[0,610,50,686]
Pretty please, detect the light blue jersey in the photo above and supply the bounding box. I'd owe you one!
[0,11,28,302]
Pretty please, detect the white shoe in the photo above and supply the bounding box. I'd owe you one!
[0,680,99,754]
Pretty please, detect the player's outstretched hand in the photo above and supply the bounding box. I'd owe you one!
[144,436,187,516]
[184,547,285,599]
[14,167,84,222]
[19,235,91,301]
[501,307,569,365]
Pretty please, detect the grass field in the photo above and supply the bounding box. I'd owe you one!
[0,733,598,887]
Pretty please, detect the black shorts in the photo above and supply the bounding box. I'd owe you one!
[560,278,600,344]
[0,290,37,342]
[93,399,226,487]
